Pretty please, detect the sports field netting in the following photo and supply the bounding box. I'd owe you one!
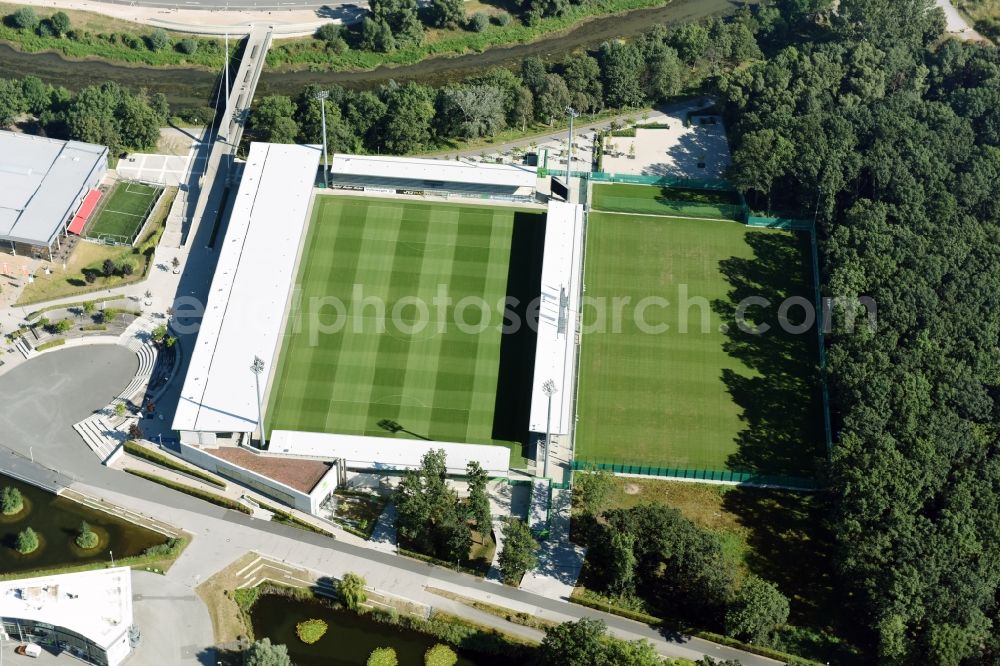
[85,181,162,242]
[591,183,745,221]
[575,212,823,476]
[267,196,545,461]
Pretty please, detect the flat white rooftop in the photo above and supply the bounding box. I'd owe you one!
[268,430,511,478]
[0,567,132,649]
[173,143,321,433]
[0,131,107,247]
[329,153,537,190]
[529,201,584,435]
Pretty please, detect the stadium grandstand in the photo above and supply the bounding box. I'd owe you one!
[173,143,584,514]
[0,131,108,258]
[327,153,538,201]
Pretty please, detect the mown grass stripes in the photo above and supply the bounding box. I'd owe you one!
[267,196,545,457]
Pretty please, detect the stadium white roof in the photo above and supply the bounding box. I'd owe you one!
[0,567,132,650]
[329,153,537,189]
[529,201,585,436]
[0,131,107,247]
[173,143,321,434]
[268,430,511,478]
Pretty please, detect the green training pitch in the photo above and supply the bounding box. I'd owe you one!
[575,212,823,477]
[85,181,161,241]
[591,183,744,221]
[267,196,545,461]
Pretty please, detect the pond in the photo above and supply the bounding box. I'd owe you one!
[0,473,168,575]
[250,594,492,666]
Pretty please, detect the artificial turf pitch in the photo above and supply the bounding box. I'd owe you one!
[267,196,544,453]
[85,181,162,241]
[575,210,822,475]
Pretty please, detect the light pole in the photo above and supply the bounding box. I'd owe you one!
[542,379,558,479]
[565,106,579,184]
[251,356,267,449]
[315,90,330,189]
[109,550,115,567]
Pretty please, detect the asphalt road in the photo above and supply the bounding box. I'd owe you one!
[92,0,358,11]
[0,344,779,666]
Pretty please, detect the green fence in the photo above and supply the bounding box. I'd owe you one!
[571,459,819,490]
[747,215,815,231]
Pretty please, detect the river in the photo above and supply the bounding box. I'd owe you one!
[0,0,742,110]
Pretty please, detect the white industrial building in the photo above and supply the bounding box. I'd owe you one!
[0,131,108,257]
[0,567,134,666]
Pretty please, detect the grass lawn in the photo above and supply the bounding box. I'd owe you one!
[85,181,162,242]
[591,183,745,221]
[572,477,856,663]
[267,196,544,462]
[576,211,823,478]
[16,242,148,305]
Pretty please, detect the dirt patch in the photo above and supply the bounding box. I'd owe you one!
[623,483,640,495]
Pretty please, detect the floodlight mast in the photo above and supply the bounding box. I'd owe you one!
[315,90,330,189]
[251,356,268,449]
[542,379,558,479]
[565,106,580,186]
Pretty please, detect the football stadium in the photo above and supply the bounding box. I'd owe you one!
[173,145,583,511]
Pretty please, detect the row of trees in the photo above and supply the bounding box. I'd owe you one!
[580,499,789,645]
[394,450,493,564]
[720,1,1000,663]
[0,76,167,155]
[5,7,207,56]
[252,12,763,155]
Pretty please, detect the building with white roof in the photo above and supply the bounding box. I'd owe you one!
[0,131,107,256]
[328,153,538,199]
[529,201,584,437]
[173,142,321,440]
[0,567,133,666]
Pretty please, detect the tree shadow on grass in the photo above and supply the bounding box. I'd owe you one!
[712,230,826,480]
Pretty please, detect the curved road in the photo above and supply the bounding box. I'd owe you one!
[0,344,781,666]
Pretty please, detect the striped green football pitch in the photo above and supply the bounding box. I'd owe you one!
[575,212,822,475]
[267,196,544,450]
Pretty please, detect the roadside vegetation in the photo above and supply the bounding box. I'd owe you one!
[249,12,760,156]
[953,0,1000,40]
[0,3,230,67]
[266,0,666,71]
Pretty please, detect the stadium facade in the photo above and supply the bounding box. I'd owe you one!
[172,143,582,515]
[0,131,108,257]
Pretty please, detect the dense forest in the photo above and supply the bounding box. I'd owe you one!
[721,1,1000,664]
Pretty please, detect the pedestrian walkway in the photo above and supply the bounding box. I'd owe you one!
[369,502,398,553]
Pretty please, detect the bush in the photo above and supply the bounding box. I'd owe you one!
[148,28,169,51]
[425,644,458,666]
[16,527,39,554]
[1,487,23,515]
[295,618,328,644]
[50,11,70,35]
[338,572,367,610]
[469,12,491,32]
[177,38,198,55]
[316,22,340,44]
[36,20,55,38]
[367,647,397,666]
[495,11,512,26]
[11,7,39,31]
[75,521,99,549]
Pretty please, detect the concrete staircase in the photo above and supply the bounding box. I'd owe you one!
[73,413,124,463]
[72,318,160,462]
[13,336,31,359]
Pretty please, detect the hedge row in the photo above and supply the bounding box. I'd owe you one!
[123,441,226,488]
[123,468,252,514]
